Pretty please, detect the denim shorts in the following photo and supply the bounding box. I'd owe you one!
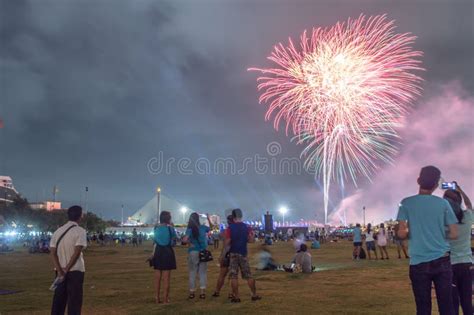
[366,241,376,251]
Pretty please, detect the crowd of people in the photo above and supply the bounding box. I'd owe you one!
[44,164,472,315]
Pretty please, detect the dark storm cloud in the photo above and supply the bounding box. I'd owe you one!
[1,0,473,221]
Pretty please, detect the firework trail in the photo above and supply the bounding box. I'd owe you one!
[249,15,423,224]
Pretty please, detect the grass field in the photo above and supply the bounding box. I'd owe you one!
[0,240,435,314]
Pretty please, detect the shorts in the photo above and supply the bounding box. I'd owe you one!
[353,242,362,247]
[366,241,376,251]
[153,245,176,271]
[394,239,404,246]
[229,253,252,280]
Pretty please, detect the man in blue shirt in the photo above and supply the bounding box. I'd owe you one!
[397,165,458,315]
[225,208,261,303]
[352,223,362,260]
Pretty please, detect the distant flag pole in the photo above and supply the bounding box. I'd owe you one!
[53,185,59,202]
[121,204,124,226]
[85,186,89,214]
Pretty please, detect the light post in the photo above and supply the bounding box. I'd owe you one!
[363,206,366,227]
[279,206,288,226]
[180,206,188,224]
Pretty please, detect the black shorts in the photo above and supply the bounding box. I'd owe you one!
[353,242,362,247]
[153,245,176,271]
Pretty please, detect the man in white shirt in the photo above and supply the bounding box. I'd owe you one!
[50,206,87,315]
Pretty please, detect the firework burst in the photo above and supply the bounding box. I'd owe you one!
[249,15,424,224]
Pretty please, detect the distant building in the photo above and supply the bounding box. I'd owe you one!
[30,201,62,211]
[0,176,19,203]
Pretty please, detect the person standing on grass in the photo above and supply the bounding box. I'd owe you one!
[50,206,87,315]
[212,214,234,299]
[183,212,212,300]
[397,165,458,315]
[376,223,389,260]
[393,224,409,259]
[132,228,138,247]
[150,211,176,304]
[352,223,362,260]
[364,223,377,260]
[225,208,261,303]
[443,183,472,315]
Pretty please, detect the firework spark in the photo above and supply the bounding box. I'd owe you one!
[249,15,424,224]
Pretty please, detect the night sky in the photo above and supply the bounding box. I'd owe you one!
[1,0,473,223]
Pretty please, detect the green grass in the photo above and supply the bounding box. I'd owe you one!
[0,240,434,314]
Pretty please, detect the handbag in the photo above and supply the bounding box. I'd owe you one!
[198,234,213,263]
[199,248,213,262]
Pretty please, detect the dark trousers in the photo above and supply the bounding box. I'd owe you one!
[409,256,453,315]
[452,263,472,315]
[51,271,84,315]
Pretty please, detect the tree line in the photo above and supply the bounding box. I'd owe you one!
[0,197,113,233]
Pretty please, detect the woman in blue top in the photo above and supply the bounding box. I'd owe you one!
[443,184,472,315]
[151,211,177,304]
[183,212,211,299]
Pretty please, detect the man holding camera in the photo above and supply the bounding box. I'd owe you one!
[397,166,458,315]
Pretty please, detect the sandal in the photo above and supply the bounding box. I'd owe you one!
[251,295,262,301]
[188,293,195,299]
[212,292,220,297]
[230,297,241,303]
[199,293,206,299]
[228,293,234,299]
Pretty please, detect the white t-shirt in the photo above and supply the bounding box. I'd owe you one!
[364,231,374,242]
[50,221,87,272]
[377,229,387,246]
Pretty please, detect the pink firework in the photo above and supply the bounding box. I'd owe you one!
[249,15,424,224]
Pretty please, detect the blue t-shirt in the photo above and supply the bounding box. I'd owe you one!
[154,225,177,246]
[353,227,362,243]
[228,222,250,256]
[186,225,210,252]
[397,194,457,265]
[449,210,473,265]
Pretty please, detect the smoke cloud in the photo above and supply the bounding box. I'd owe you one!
[330,82,474,225]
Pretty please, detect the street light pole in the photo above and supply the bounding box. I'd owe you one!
[121,204,124,226]
[181,207,188,224]
[363,206,366,227]
[85,186,89,214]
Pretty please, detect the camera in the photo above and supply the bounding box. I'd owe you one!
[441,182,457,190]
[146,257,154,267]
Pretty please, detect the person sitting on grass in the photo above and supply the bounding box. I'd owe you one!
[376,223,389,260]
[352,223,362,260]
[284,243,314,273]
[364,223,377,260]
[225,208,261,303]
[256,244,278,271]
